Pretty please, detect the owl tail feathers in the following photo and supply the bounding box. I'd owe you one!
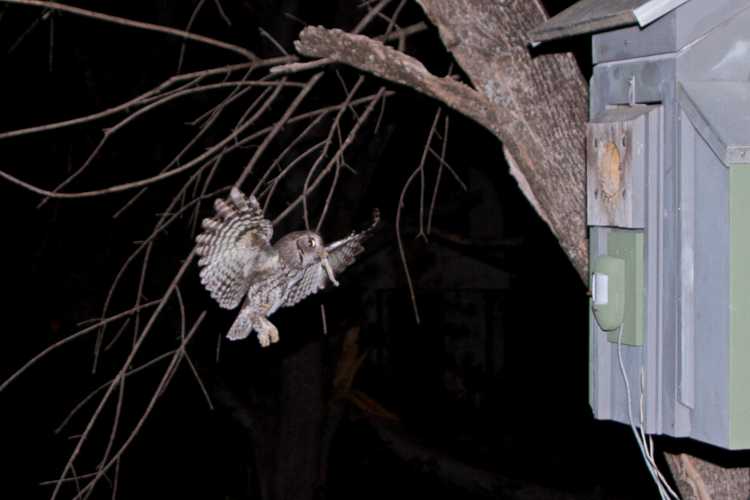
[226,307,255,341]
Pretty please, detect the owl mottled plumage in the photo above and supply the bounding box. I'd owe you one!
[196,188,378,347]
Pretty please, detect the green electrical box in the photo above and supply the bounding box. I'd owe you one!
[590,229,645,346]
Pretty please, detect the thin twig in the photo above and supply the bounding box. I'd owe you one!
[302,75,365,230]
[96,377,126,495]
[213,0,230,26]
[427,146,466,191]
[49,254,196,500]
[56,349,177,435]
[352,0,392,34]
[0,83,295,199]
[6,7,48,54]
[0,60,292,140]
[427,114,449,234]
[111,459,120,500]
[396,165,422,324]
[274,87,386,225]
[47,11,54,70]
[251,112,327,199]
[99,188,227,344]
[0,301,160,394]
[103,317,131,352]
[72,312,207,498]
[315,153,343,233]
[259,26,289,55]
[233,72,323,187]
[188,70,266,127]
[190,154,226,235]
[416,109,441,240]
[320,304,328,336]
[383,0,407,40]
[262,140,327,212]
[113,75,276,219]
[394,110,443,322]
[1,0,256,60]
[234,92,395,181]
[177,0,207,72]
[184,353,213,410]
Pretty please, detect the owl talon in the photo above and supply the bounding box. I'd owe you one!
[255,316,279,347]
[257,331,271,347]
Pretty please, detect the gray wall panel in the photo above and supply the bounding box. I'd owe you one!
[692,128,731,446]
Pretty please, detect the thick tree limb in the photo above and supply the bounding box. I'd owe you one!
[295,17,587,278]
[295,28,508,133]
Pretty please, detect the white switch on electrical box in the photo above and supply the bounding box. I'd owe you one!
[593,272,609,305]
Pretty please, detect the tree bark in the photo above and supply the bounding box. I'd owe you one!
[291,0,750,498]
[666,453,750,500]
[415,0,588,279]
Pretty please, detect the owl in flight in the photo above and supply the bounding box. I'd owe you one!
[196,188,379,347]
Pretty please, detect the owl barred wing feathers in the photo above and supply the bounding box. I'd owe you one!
[195,188,276,310]
[281,264,327,308]
[326,209,380,277]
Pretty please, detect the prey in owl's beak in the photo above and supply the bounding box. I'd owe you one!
[317,248,339,287]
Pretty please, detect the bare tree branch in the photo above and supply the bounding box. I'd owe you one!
[0,4,470,498]
[273,87,387,224]
[293,23,588,278]
[0,59,293,140]
[0,0,257,60]
[0,300,160,394]
[269,22,427,75]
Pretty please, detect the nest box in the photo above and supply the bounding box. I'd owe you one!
[531,0,750,449]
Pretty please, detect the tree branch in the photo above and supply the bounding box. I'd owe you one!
[295,27,507,136]
[293,23,587,278]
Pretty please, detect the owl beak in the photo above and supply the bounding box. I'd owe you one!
[318,249,339,287]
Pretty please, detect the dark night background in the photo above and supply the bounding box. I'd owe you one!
[0,1,666,499]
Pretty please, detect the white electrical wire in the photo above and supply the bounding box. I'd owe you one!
[639,371,678,496]
[616,325,680,499]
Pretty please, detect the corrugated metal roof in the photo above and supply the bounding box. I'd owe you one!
[529,0,691,43]
[679,81,750,166]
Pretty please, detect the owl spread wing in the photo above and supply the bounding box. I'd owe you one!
[281,209,381,308]
[195,188,276,309]
[325,209,380,277]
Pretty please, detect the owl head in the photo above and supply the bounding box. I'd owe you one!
[275,230,340,286]
[276,231,326,268]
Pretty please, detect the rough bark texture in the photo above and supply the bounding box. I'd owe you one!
[295,7,588,279]
[414,0,588,278]
[666,453,750,500]
[292,1,750,498]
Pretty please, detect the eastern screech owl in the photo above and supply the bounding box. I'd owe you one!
[196,188,378,346]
